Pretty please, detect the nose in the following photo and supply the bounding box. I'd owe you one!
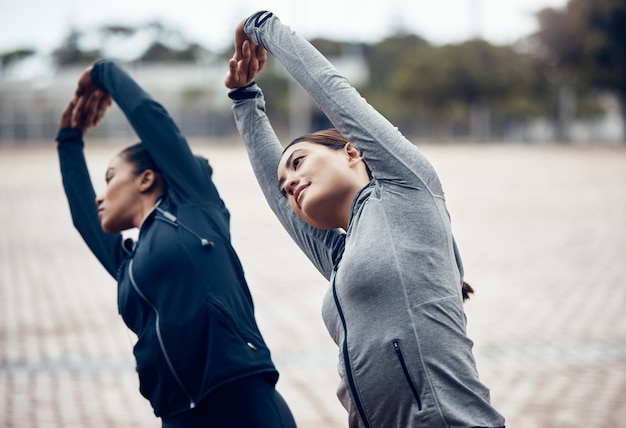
[95,194,104,208]
[284,175,299,196]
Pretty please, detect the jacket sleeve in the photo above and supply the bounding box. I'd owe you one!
[90,60,222,205]
[242,12,444,197]
[56,127,125,279]
[230,83,342,280]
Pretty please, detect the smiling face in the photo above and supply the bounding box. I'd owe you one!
[277,141,370,230]
[96,155,146,233]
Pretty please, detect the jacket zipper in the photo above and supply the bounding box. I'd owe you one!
[331,268,371,428]
[154,213,257,352]
[393,340,422,411]
[157,209,258,351]
[128,259,196,409]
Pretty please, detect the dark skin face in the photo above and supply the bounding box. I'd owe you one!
[95,155,162,233]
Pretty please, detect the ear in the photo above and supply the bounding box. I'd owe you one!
[344,143,362,166]
[137,169,158,193]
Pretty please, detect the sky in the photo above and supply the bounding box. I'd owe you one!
[0,0,570,55]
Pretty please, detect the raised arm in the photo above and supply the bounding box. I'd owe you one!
[75,61,221,203]
[56,97,125,279]
[238,12,443,196]
[227,38,343,280]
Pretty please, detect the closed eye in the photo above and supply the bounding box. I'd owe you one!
[105,167,114,184]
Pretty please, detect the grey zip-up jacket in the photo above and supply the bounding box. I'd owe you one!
[230,12,505,428]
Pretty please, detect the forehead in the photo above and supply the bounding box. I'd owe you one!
[279,140,332,163]
[282,141,315,156]
[107,154,133,171]
[278,142,313,174]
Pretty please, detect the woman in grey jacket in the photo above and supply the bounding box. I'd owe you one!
[225,11,505,428]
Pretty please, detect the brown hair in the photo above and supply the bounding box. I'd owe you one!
[283,128,348,154]
[462,281,474,302]
[284,128,372,178]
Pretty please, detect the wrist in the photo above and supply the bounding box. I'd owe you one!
[228,82,258,101]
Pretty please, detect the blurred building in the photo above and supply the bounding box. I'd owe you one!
[0,58,234,143]
[0,52,623,144]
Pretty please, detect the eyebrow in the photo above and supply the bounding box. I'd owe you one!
[277,149,304,191]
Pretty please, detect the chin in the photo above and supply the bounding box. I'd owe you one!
[100,225,113,234]
[299,213,333,230]
[100,221,118,234]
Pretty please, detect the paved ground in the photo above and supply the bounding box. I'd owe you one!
[1,138,625,428]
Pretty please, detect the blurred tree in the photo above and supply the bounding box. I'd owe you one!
[139,21,199,61]
[533,0,625,140]
[365,34,429,88]
[0,49,36,71]
[255,61,291,132]
[140,41,208,62]
[310,38,344,57]
[385,40,548,140]
[51,21,211,65]
[52,29,100,65]
[357,34,431,137]
[100,25,136,38]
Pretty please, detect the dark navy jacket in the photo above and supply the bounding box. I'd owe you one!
[56,60,277,418]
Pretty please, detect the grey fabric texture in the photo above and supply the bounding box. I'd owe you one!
[230,13,505,428]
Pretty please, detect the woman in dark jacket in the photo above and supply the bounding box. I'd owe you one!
[56,60,296,428]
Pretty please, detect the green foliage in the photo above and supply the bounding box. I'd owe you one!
[364,34,429,85]
[534,0,625,104]
[358,36,551,136]
[310,38,345,57]
[4,4,620,141]
[255,61,291,129]
[181,87,209,104]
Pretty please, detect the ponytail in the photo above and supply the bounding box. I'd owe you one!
[462,280,474,302]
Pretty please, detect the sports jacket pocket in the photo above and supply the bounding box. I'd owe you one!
[392,340,422,411]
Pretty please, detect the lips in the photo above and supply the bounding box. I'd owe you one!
[294,184,309,208]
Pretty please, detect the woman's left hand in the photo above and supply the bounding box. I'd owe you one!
[71,65,112,129]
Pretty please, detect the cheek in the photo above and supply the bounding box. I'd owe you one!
[288,197,301,215]
[104,184,117,204]
[103,181,127,212]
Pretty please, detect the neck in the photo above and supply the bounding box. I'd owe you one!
[135,193,162,229]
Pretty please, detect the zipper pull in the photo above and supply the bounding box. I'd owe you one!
[162,211,177,222]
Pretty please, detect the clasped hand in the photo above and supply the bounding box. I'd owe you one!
[58,66,112,135]
[224,19,267,89]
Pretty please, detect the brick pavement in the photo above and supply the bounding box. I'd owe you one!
[1,139,625,427]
